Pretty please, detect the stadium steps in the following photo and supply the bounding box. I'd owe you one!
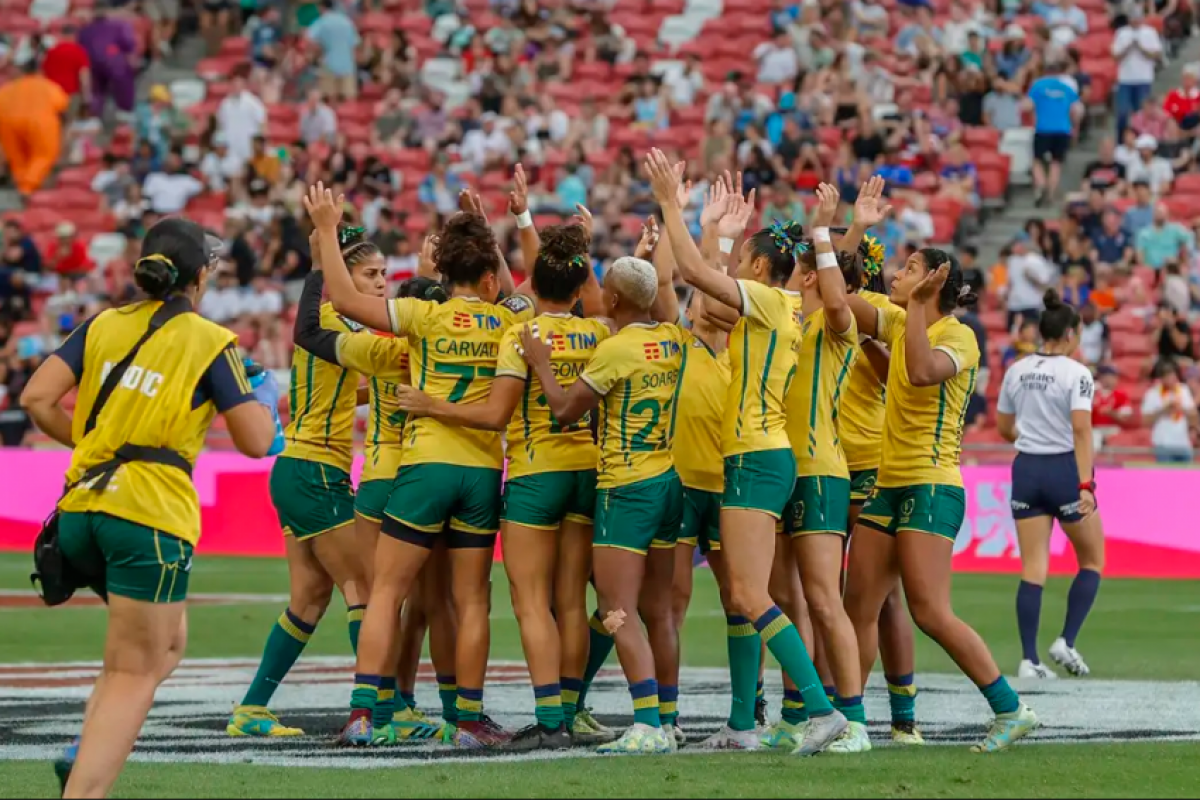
[974,34,1200,267]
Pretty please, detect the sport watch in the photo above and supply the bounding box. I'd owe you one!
[1079,480,1096,493]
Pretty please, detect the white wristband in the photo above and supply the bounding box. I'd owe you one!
[514,210,533,229]
[813,226,832,244]
[718,237,734,254]
[816,251,839,270]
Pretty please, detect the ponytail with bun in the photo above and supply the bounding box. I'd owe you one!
[1039,287,1080,341]
[135,217,209,301]
[532,223,591,303]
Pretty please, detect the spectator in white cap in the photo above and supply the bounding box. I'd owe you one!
[995,24,1031,81]
[1125,134,1174,195]
[1112,5,1163,139]
[1044,0,1088,47]
[48,221,95,278]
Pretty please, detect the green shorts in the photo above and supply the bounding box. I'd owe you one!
[381,463,502,549]
[679,486,722,554]
[355,478,393,523]
[502,470,597,529]
[58,511,193,603]
[784,475,851,537]
[594,470,683,555]
[859,484,967,542]
[722,449,796,518]
[270,456,356,541]
[849,469,879,505]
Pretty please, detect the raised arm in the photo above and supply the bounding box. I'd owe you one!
[808,183,854,335]
[303,183,393,332]
[518,325,599,426]
[903,265,961,387]
[460,188,517,298]
[846,294,880,338]
[644,149,742,311]
[293,270,342,364]
[510,163,541,272]
[394,376,524,432]
[838,175,893,253]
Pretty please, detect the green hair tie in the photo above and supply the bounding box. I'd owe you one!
[569,255,589,270]
[338,226,366,247]
[767,220,805,260]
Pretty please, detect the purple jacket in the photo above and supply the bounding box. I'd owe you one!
[78,16,136,73]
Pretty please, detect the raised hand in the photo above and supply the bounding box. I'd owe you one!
[674,161,693,210]
[911,263,949,304]
[509,163,529,216]
[810,182,841,229]
[643,148,681,207]
[634,215,660,260]
[302,182,345,231]
[417,234,439,278]
[700,178,731,229]
[717,181,756,240]
[571,203,594,242]
[853,175,893,229]
[459,188,489,222]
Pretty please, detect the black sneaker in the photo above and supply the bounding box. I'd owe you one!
[755,697,768,728]
[498,723,571,752]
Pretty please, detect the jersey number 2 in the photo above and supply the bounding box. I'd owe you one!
[630,398,670,452]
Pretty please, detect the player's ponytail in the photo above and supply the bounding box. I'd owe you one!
[858,233,887,294]
[1039,288,1080,342]
[135,217,209,300]
[533,223,591,303]
[436,212,501,287]
[746,220,805,285]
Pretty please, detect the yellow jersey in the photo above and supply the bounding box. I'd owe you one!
[336,331,411,483]
[841,290,893,471]
[724,280,802,457]
[579,322,685,490]
[387,294,535,470]
[495,312,611,478]
[671,332,730,493]
[876,304,981,488]
[786,307,858,479]
[284,303,361,472]
[57,303,249,545]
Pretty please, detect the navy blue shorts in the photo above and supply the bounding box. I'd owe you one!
[1010,452,1085,523]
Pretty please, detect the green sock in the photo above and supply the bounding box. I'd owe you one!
[398,689,417,711]
[980,676,1020,715]
[346,605,365,655]
[578,611,615,708]
[456,687,483,723]
[629,680,660,728]
[658,685,679,727]
[887,674,917,725]
[373,678,396,728]
[437,674,458,724]
[835,694,867,724]
[351,674,380,711]
[242,609,315,708]
[534,683,564,728]
[561,677,583,726]
[725,615,762,732]
[753,607,833,716]
[781,688,808,725]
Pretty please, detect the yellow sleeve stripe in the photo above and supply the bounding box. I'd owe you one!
[386,300,400,335]
[496,368,526,380]
[224,348,253,396]
[579,373,606,397]
[333,334,348,368]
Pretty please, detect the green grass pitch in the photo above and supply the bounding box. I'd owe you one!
[2,553,1199,798]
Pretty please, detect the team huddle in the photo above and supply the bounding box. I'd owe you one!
[218,154,1039,759]
[31,153,1052,797]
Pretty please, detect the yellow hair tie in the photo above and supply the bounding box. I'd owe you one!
[135,253,179,283]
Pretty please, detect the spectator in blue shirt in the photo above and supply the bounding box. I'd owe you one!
[306,0,361,101]
[875,149,914,189]
[556,165,588,213]
[768,0,800,33]
[1025,62,1082,206]
[3,219,42,273]
[939,140,980,208]
[1136,203,1196,270]
[1090,209,1134,270]
[1122,180,1155,235]
[250,5,283,71]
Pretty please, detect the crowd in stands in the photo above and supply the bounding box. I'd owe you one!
[0,0,1199,460]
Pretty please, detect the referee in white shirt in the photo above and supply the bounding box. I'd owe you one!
[997,289,1105,681]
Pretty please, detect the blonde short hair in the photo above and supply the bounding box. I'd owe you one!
[607,256,658,311]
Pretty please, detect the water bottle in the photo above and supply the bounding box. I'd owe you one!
[244,358,286,456]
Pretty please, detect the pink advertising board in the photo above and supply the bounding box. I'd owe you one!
[1,451,1198,578]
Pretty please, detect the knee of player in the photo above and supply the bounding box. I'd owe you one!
[727,584,768,622]
[906,597,954,639]
[803,587,843,623]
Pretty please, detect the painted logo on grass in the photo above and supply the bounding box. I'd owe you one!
[2,659,1199,767]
